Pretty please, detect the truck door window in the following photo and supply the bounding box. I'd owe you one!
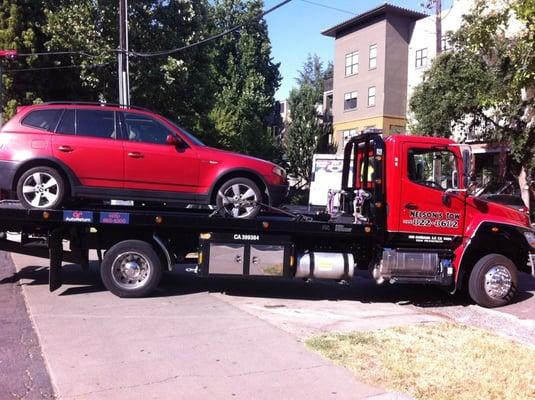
[408,149,458,191]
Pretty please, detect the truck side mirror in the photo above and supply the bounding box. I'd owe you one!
[462,149,472,187]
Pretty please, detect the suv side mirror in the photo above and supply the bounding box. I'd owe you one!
[166,134,185,147]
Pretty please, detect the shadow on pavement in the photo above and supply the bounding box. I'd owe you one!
[2,261,533,309]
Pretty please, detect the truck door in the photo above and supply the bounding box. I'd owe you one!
[398,143,465,239]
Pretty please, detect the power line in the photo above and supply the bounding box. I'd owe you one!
[131,0,294,58]
[5,0,293,62]
[5,62,111,73]
[299,0,356,16]
[16,50,105,58]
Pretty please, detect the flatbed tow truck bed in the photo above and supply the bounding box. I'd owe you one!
[0,201,375,296]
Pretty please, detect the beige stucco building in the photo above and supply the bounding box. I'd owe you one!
[322,4,426,151]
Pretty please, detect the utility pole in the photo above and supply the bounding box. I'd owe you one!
[421,0,443,55]
[0,50,18,126]
[435,0,442,55]
[118,0,130,106]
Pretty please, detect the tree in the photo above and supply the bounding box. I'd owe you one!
[285,54,332,185]
[208,0,281,159]
[43,0,215,140]
[409,0,535,208]
[0,0,58,120]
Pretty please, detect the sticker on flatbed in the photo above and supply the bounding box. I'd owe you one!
[63,211,93,223]
[100,212,130,225]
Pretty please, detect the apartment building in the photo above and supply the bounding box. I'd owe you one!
[322,4,426,151]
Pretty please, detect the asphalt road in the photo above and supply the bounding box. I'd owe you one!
[0,251,54,399]
[2,250,534,399]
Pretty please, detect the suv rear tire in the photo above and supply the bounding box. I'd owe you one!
[16,166,66,209]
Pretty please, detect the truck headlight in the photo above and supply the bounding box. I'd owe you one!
[523,231,535,249]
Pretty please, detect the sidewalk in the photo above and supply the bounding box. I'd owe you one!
[8,252,402,400]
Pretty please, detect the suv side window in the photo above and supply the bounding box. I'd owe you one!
[76,110,116,139]
[21,109,62,132]
[56,109,75,135]
[408,149,458,191]
[124,112,171,145]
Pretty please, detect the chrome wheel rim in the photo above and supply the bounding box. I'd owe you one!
[484,265,512,299]
[111,252,151,290]
[218,184,259,218]
[22,172,59,208]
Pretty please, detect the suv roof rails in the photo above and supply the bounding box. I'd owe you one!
[42,101,152,112]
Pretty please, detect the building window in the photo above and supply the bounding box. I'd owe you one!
[344,91,357,110]
[345,51,359,76]
[390,125,405,134]
[415,48,427,68]
[369,44,377,69]
[367,86,376,107]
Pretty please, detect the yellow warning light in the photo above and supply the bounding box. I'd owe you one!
[364,226,372,233]
[200,233,212,240]
[198,252,204,264]
[262,221,270,229]
[155,216,163,224]
[491,227,499,233]
[375,202,383,208]
[290,255,295,267]
[42,211,50,220]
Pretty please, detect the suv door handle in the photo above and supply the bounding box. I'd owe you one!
[57,145,74,153]
[128,152,144,159]
[404,203,418,210]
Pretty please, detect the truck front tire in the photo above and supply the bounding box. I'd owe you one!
[100,240,163,298]
[468,253,517,308]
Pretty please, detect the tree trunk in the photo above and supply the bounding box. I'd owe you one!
[518,167,530,211]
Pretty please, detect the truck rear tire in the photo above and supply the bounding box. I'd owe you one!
[100,240,162,298]
[468,254,517,308]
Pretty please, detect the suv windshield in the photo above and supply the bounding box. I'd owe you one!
[165,118,206,146]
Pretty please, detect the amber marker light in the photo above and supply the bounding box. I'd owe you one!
[491,226,499,233]
[155,216,163,224]
[200,233,211,240]
[375,202,383,208]
[262,221,270,229]
[364,226,372,233]
[42,211,50,220]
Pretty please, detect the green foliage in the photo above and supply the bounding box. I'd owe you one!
[285,84,320,185]
[0,0,50,120]
[208,0,281,159]
[1,0,282,161]
[285,54,331,184]
[409,0,535,172]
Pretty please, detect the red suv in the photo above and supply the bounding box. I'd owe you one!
[0,102,288,218]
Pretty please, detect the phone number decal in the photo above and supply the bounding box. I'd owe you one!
[402,210,460,229]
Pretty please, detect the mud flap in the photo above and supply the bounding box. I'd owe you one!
[49,231,63,292]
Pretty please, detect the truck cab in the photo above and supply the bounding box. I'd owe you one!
[339,131,534,307]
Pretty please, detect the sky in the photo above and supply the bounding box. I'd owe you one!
[264,0,453,101]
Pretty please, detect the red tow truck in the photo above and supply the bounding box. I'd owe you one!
[0,130,533,307]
